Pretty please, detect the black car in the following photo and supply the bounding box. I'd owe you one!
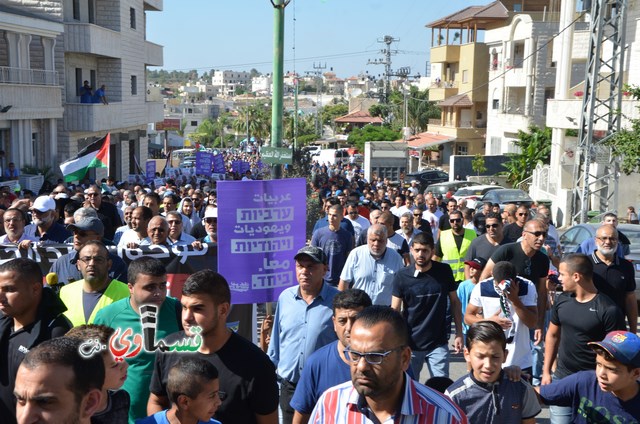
[404,169,449,192]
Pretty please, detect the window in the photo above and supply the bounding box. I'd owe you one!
[190,121,198,127]
[73,0,80,20]
[462,70,469,84]
[131,75,137,95]
[456,144,468,155]
[75,68,83,96]
[88,0,96,23]
[130,8,136,29]
[490,137,501,155]
[492,99,500,110]
[90,70,96,92]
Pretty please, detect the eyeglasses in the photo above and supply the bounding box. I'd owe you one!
[52,191,66,194]
[204,218,217,224]
[485,224,500,229]
[596,236,618,242]
[85,193,99,197]
[343,346,405,365]
[413,214,422,217]
[525,230,547,238]
[450,218,462,223]
[517,212,528,216]
[167,220,182,226]
[78,256,108,264]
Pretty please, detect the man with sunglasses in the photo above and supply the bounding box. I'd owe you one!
[503,205,529,243]
[309,306,467,424]
[480,219,550,347]
[463,212,506,280]
[344,202,370,241]
[434,210,476,284]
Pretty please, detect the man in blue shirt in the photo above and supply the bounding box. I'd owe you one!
[267,246,339,424]
[311,204,354,286]
[290,289,372,424]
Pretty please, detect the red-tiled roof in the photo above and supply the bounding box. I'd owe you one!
[438,94,474,107]
[396,132,453,149]
[334,110,384,124]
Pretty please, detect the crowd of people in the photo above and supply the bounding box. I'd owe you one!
[0,161,638,424]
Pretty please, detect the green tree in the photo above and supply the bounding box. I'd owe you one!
[347,125,402,152]
[472,154,487,176]
[604,84,640,174]
[502,125,552,186]
[406,87,440,134]
[321,104,348,126]
[191,118,216,147]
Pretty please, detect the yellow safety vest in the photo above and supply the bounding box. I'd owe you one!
[60,279,130,327]
[440,229,476,281]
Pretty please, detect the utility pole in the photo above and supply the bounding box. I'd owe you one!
[306,63,326,137]
[367,35,399,103]
[269,0,290,179]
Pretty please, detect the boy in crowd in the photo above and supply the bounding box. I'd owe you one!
[66,325,130,424]
[137,357,222,424]
[456,257,486,343]
[446,321,540,423]
[537,331,640,422]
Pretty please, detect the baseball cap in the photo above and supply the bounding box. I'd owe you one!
[67,217,105,236]
[335,190,343,196]
[588,331,640,368]
[31,196,56,212]
[203,208,218,219]
[294,246,327,265]
[464,257,487,270]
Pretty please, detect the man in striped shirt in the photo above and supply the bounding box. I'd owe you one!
[309,306,467,424]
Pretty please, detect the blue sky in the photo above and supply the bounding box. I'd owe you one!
[147,0,477,79]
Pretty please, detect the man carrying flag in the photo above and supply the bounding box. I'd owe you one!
[60,133,110,182]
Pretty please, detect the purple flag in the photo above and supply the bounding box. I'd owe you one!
[213,154,226,173]
[217,179,307,304]
[146,161,156,182]
[195,151,213,175]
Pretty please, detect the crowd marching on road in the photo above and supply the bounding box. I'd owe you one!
[0,153,638,424]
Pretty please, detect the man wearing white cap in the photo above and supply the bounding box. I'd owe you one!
[191,206,217,249]
[21,196,70,245]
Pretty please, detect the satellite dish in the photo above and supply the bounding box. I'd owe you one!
[350,88,363,97]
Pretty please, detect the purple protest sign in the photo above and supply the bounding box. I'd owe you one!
[195,151,213,175]
[217,178,306,304]
[241,161,251,174]
[213,154,225,173]
[231,160,242,174]
[146,161,156,182]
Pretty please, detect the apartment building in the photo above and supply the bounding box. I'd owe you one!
[164,101,220,139]
[485,11,567,155]
[211,70,250,97]
[60,0,163,181]
[0,3,64,171]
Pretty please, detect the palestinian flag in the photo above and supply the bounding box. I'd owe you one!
[60,133,110,182]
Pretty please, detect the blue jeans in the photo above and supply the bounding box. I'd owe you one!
[411,343,450,379]
[549,374,572,424]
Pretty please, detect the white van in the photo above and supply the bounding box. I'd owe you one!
[315,149,349,165]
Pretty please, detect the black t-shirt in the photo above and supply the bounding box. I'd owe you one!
[149,331,279,424]
[434,232,465,258]
[92,389,130,424]
[438,213,451,231]
[590,252,636,314]
[490,242,549,284]
[464,235,506,263]
[551,292,625,379]
[83,288,108,323]
[391,261,456,351]
[502,223,524,243]
[0,315,71,424]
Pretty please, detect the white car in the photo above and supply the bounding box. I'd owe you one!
[453,184,503,209]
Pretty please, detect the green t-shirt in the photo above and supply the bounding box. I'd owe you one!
[94,297,181,423]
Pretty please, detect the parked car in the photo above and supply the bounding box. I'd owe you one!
[453,184,503,209]
[424,181,475,197]
[559,223,640,306]
[404,169,449,192]
[480,188,534,209]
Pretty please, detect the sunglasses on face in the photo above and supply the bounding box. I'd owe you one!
[450,218,462,223]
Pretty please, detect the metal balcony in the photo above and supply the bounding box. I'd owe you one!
[0,66,58,86]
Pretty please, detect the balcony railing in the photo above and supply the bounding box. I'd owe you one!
[430,80,458,89]
[0,67,58,86]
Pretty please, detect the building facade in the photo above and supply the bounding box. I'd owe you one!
[0,2,64,173]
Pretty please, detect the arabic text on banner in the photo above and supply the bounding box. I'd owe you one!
[195,151,213,175]
[217,178,307,304]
